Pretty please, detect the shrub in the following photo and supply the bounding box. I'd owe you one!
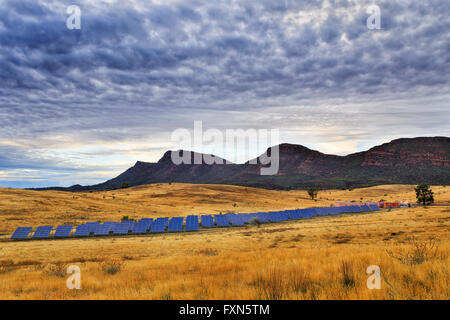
[307,189,319,200]
[249,217,261,228]
[102,260,122,275]
[387,237,439,265]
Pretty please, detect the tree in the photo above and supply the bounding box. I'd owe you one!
[249,217,261,228]
[121,182,129,189]
[307,188,319,200]
[415,184,434,206]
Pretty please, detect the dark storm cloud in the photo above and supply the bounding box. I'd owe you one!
[0,0,449,187]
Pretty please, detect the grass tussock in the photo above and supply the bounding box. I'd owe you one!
[101,260,123,275]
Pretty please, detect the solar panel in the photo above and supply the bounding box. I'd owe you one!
[94,223,114,236]
[279,212,289,221]
[138,219,153,230]
[326,207,337,215]
[32,226,53,239]
[315,207,330,216]
[201,215,215,228]
[309,208,319,216]
[288,210,301,219]
[113,222,132,235]
[360,205,371,212]
[240,213,256,224]
[85,222,100,233]
[11,227,32,240]
[54,225,73,238]
[168,217,184,232]
[185,215,199,231]
[229,214,244,226]
[120,220,135,231]
[151,217,169,233]
[214,215,230,227]
[299,208,314,218]
[256,212,270,223]
[74,224,90,237]
[369,205,380,211]
[225,213,234,224]
[132,221,149,234]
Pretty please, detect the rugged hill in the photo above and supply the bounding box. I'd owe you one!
[42,137,450,191]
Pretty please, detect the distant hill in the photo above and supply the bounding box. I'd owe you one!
[37,137,450,191]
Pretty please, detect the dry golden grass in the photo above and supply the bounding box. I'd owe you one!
[0,184,448,300]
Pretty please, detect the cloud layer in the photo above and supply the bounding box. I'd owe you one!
[0,0,449,187]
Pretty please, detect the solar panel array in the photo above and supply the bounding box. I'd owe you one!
[168,217,184,232]
[11,203,385,240]
[201,215,215,228]
[185,215,199,231]
[32,226,53,239]
[215,214,230,227]
[151,218,169,233]
[11,227,32,240]
[54,225,73,238]
[74,224,91,237]
[113,221,134,235]
[132,219,152,234]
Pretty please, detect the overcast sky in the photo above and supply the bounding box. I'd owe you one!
[0,0,449,188]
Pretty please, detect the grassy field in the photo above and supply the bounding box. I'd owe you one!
[0,184,448,299]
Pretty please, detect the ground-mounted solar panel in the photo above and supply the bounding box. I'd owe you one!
[256,212,270,223]
[94,223,114,236]
[215,215,230,227]
[279,212,289,221]
[328,207,341,215]
[54,225,73,238]
[85,222,100,233]
[288,210,301,219]
[229,214,244,226]
[266,212,277,222]
[119,220,135,232]
[168,217,184,232]
[113,222,131,235]
[137,219,152,231]
[338,206,350,213]
[32,226,53,239]
[360,205,371,212]
[74,224,90,237]
[185,215,199,231]
[300,208,315,218]
[224,213,234,224]
[11,227,32,240]
[151,217,169,233]
[132,221,149,234]
[317,207,332,216]
[201,215,215,228]
[240,213,256,224]
[369,205,380,211]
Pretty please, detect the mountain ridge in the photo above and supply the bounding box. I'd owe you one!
[35,136,450,191]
